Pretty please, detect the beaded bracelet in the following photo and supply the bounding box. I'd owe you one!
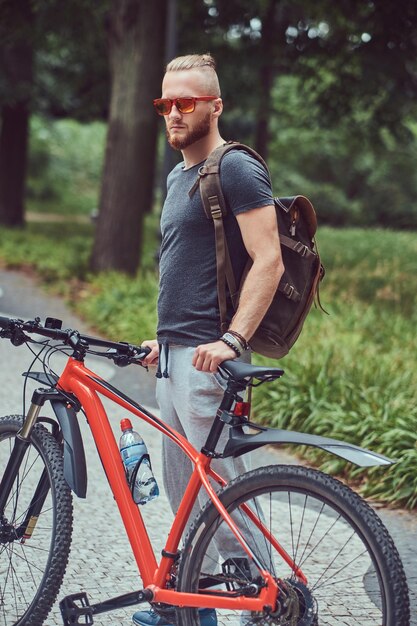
[220,336,242,357]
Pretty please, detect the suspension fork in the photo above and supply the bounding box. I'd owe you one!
[0,397,50,539]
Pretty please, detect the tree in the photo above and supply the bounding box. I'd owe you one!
[0,0,110,227]
[0,0,34,226]
[178,0,417,153]
[90,0,166,274]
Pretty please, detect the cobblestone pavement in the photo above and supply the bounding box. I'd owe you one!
[0,269,415,625]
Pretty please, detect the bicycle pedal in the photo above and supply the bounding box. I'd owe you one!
[60,592,94,625]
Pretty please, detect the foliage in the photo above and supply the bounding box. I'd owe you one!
[29,98,417,231]
[0,220,416,507]
[4,0,417,233]
[252,227,417,508]
[75,271,158,343]
[266,75,417,228]
[27,116,106,215]
[0,221,93,282]
[188,0,417,140]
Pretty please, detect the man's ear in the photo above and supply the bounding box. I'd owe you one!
[213,97,223,118]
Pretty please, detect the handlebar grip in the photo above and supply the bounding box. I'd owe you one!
[137,346,152,359]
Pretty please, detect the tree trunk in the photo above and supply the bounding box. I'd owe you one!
[90,0,166,274]
[0,4,34,228]
[0,103,31,226]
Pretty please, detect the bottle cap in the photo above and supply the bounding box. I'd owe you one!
[120,418,133,431]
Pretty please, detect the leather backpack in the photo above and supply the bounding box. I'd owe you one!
[190,141,325,359]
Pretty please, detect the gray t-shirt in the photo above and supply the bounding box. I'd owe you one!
[157,149,273,347]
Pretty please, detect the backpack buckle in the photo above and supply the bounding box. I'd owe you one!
[282,283,301,302]
[208,195,222,219]
[293,241,308,256]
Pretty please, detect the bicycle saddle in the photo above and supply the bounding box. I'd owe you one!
[218,360,284,383]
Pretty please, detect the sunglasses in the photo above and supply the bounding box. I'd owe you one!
[153,96,217,116]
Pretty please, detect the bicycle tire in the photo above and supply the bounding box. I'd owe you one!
[0,415,73,626]
[177,464,409,626]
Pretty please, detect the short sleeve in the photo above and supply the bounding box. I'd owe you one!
[219,150,274,216]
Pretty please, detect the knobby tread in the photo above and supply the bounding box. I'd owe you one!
[178,464,410,626]
[0,415,74,626]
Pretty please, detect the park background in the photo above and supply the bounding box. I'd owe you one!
[0,0,416,508]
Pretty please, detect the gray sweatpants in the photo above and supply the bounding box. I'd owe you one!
[157,345,249,521]
[157,345,269,576]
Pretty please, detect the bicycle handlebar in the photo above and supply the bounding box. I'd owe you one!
[0,315,151,365]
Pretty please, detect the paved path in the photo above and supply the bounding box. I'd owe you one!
[0,268,415,625]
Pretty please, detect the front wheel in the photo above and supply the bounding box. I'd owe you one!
[177,465,409,626]
[0,415,73,626]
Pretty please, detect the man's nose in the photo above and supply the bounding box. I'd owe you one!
[168,103,182,119]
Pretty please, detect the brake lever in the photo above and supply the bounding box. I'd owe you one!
[105,346,151,367]
[10,326,30,347]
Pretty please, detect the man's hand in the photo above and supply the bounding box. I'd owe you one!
[141,339,159,367]
[192,340,236,372]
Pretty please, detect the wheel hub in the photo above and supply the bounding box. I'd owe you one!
[244,580,317,626]
[0,516,17,544]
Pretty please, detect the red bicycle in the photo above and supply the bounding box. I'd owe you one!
[0,315,410,626]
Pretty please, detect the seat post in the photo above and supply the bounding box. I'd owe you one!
[201,380,246,457]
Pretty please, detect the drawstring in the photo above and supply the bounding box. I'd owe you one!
[156,343,163,378]
[156,342,170,378]
[163,343,170,378]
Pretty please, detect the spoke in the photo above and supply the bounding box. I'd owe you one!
[288,491,295,564]
[312,547,371,591]
[5,542,29,617]
[16,542,51,554]
[8,448,35,519]
[290,495,325,578]
[296,508,342,571]
[5,544,47,574]
[237,496,277,578]
[14,543,40,590]
[6,451,41,517]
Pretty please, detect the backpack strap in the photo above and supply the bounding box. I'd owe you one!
[189,142,269,333]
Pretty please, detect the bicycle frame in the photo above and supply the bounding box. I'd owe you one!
[0,315,403,624]
[54,356,284,611]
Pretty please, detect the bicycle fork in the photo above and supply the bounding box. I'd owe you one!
[0,399,50,542]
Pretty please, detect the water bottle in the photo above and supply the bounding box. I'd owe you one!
[119,418,159,505]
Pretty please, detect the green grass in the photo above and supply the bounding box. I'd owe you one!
[0,223,415,507]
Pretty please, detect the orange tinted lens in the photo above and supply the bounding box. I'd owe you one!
[154,99,171,115]
[176,98,195,113]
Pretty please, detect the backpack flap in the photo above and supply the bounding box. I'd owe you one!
[276,195,318,239]
[248,195,322,358]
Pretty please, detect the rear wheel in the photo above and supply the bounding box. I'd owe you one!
[177,465,409,626]
[0,415,73,626]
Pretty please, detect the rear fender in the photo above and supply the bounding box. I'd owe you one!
[222,425,393,467]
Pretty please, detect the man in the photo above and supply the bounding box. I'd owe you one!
[133,53,283,626]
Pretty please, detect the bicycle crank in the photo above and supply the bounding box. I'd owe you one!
[59,588,154,625]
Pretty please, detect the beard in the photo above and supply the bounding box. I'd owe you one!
[166,111,212,150]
